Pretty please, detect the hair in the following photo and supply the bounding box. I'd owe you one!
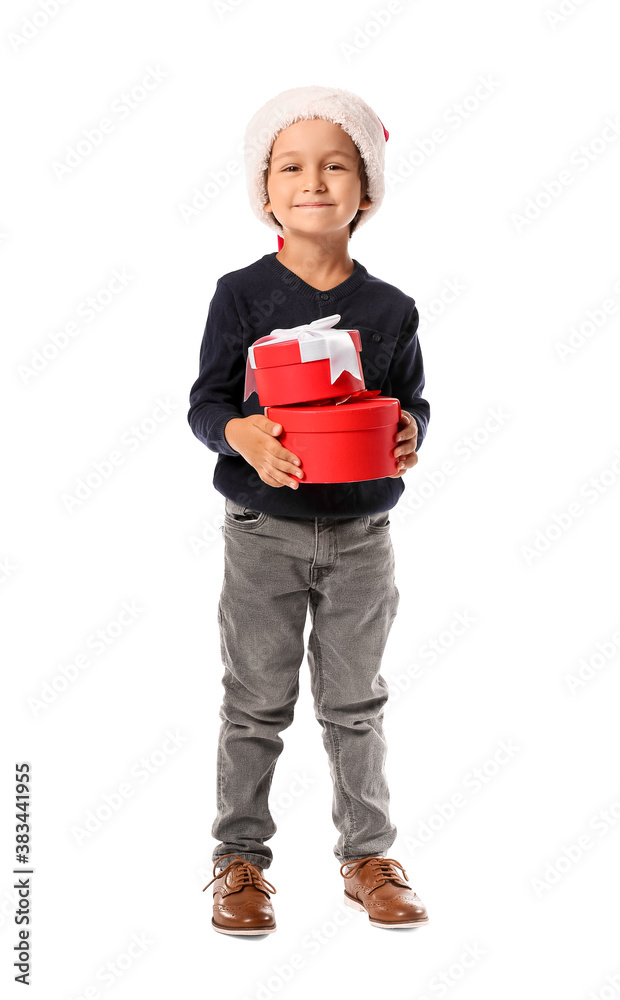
[263,147,369,239]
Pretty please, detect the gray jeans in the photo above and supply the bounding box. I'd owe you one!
[213,497,400,872]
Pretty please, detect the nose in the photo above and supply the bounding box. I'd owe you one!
[302,168,326,192]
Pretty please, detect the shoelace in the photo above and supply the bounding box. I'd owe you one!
[202,854,277,896]
[340,856,410,891]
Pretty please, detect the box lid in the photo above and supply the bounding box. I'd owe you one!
[251,328,361,369]
[266,396,400,432]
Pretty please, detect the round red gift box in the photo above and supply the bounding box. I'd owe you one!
[264,396,401,483]
[250,330,365,406]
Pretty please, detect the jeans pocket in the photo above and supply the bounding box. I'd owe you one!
[224,498,267,529]
[363,510,391,533]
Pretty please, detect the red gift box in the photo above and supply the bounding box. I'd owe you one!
[265,393,401,483]
[244,314,365,406]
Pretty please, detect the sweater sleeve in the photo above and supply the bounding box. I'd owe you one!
[388,303,430,451]
[187,279,245,457]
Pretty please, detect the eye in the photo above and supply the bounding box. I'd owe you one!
[281,164,344,172]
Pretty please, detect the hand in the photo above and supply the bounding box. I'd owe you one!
[224,415,304,489]
[388,410,419,478]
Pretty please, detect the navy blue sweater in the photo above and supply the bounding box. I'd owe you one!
[187,252,430,520]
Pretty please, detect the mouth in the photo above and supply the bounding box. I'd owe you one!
[295,203,333,208]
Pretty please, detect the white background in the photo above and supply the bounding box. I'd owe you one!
[2,0,620,997]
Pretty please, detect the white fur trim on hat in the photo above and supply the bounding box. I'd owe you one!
[244,85,388,236]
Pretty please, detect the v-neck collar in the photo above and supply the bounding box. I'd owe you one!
[261,252,367,302]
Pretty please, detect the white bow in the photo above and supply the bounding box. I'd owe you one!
[243,314,362,401]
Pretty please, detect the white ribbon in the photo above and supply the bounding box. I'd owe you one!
[243,314,362,401]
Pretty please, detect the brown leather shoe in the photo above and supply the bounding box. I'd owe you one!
[203,854,277,935]
[340,856,429,928]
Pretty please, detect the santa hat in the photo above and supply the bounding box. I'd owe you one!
[244,85,389,250]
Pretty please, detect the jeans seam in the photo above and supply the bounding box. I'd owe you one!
[216,603,223,822]
[311,588,357,858]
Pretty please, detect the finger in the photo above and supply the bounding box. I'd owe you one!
[267,421,301,465]
[265,458,303,487]
[270,456,304,479]
[257,421,281,442]
[265,428,301,466]
[262,469,300,489]
[396,426,415,442]
[394,441,415,459]
[267,446,303,476]
[392,451,417,475]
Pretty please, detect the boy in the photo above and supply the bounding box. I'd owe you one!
[188,86,431,935]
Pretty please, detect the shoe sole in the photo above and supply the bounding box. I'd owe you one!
[212,919,276,936]
[344,892,429,928]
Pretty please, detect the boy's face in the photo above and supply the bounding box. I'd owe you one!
[264,118,371,241]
